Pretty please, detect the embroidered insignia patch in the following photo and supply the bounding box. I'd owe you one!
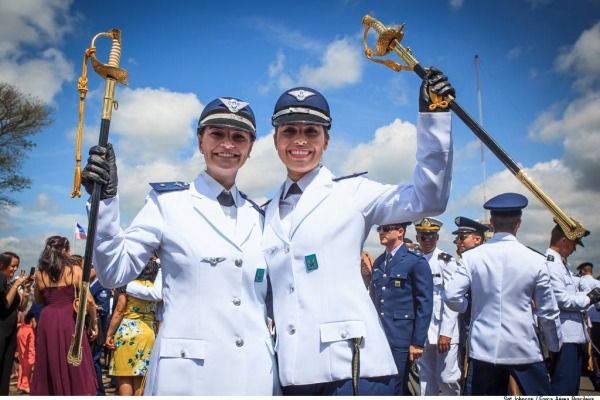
[547,254,555,262]
[394,280,402,288]
[288,89,315,102]
[219,97,249,113]
[255,268,265,283]
[305,254,319,271]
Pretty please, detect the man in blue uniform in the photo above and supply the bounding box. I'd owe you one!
[443,193,563,395]
[370,222,433,395]
[545,224,600,395]
[414,217,461,396]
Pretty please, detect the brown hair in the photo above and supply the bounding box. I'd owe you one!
[37,236,72,283]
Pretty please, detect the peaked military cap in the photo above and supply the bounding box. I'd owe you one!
[198,97,256,137]
[414,217,443,232]
[484,193,528,214]
[452,216,491,235]
[272,87,332,128]
[577,261,593,271]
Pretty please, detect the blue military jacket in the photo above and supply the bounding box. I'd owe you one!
[370,244,433,349]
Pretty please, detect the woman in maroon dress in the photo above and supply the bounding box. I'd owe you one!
[30,236,98,395]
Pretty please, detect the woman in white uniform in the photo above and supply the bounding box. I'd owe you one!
[81,97,279,395]
[262,68,455,395]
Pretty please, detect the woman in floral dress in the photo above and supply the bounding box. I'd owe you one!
[105,258,159,396]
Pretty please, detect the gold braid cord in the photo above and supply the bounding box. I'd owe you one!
[70,47,96,198]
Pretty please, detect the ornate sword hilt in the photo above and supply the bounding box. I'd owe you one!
[70,29,129,198]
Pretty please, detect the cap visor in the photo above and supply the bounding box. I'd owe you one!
[201,118,255,135]
[273,113,329,126]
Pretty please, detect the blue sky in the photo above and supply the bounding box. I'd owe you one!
[1,0,600,271]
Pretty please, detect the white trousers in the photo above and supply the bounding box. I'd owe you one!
[417,343,461,396]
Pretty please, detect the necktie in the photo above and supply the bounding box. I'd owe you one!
[217,190,235,207]
[285,183,302,198]
[385,252,392,269]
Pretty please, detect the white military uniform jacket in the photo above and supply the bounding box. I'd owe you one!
[423,247,459,344]
[262,112,453,387]
[91,172,279,396]
[443,232,562,364]
[545,248,590,344]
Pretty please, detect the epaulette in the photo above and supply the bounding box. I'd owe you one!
[149,181,189,192]
[438,252,452,262]
[332,171,368,182]
[239,191,265,216]
[526,246,545,257]
[407,248,423,257]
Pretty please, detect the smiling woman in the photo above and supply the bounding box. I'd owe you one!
[262,74,455,395]
[80,96,280,396]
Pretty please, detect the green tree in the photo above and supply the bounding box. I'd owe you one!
[0,82,54,209]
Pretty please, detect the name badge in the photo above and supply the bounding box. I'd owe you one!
[305,254,319,271]
[255,268,265,283]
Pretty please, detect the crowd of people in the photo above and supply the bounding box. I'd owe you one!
[0,246,162,396]
[0,66,596,396]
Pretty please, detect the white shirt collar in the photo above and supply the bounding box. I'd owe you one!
[201,172,239,207]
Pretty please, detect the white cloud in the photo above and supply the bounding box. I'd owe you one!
[297,38,364,89]
[0,48,74,103]
[529,92,600,189]
[555,21,600,90]
[0,0,78,102]
[111,87,204,163]
[0,0,77,56]
[264,36,364,92]
[338,118,417,183]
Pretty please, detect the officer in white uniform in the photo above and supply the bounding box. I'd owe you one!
[413,217,461,396]
[81,98,280,395]
[443,193,563,396]
[545,224,600,395]
[262,67,455,395]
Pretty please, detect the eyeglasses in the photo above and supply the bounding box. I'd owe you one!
[456,234,474,241]
[418,233,438,241]
[377,226,399,232]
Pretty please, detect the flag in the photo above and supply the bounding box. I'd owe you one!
[75,223,87,240]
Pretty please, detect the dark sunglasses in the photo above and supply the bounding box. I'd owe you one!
[418,233,438,241]
[377,226,400,232]
[456,233,474,241]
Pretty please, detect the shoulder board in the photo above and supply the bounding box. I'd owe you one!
[438,252,452,262]
[525,246,545,257]
[149,181,189,192]
[332,171,368,182]
[239,191,265,216]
